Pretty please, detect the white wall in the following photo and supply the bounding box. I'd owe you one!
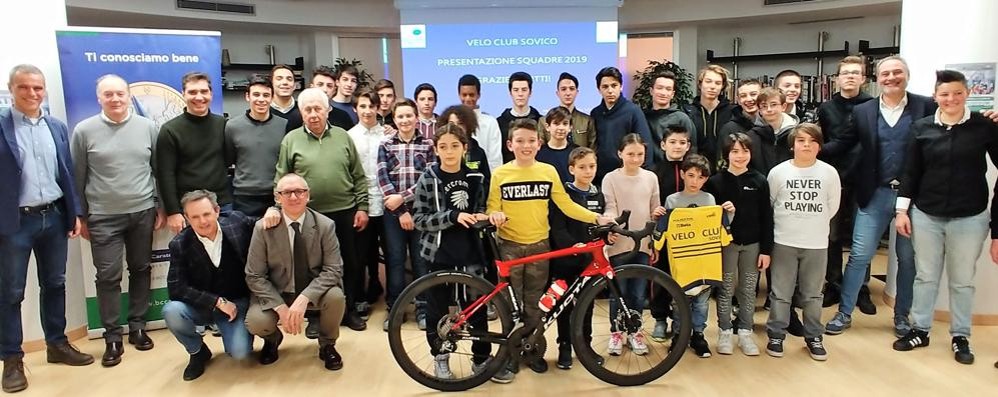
[2,0,89,346]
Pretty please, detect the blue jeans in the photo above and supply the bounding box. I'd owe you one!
[383,211,425,310]
[608,253,650,332]
[162,298,252,359]
[839,187,915,317]
[910,207,988,337]
[672,288,711,334]
[0,206,69,358]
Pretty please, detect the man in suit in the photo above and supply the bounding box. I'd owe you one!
[161,190,257,381]
[245,173,346,370]
[821,56,934,338]
[1,64,93,394]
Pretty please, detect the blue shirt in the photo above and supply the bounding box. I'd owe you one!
[12,107,63,207]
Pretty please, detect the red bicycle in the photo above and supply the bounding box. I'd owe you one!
[387,211,693,391]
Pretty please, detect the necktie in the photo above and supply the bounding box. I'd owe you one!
[291,221,310,296]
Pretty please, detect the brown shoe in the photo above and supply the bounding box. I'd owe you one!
[2,357,27,393]
[46,343,95,366]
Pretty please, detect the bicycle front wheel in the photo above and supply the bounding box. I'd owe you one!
[387,270,515,392]
[571,264,692,386]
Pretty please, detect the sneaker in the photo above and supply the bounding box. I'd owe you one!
[690,332,711,358]
[892,329,930,351]
[825,312,852,335]
[608,332,624,356]
[556,343,572,370]
[487,304,498,321]
[893,315,912,338]
[737,329,760,356]
[766,338,784,358]
[383,318,389,332]
[528,357,548,373]
[805,337,828,361]
[628,333,649,355]
[490,363,516,384]
[763,296,771,311]
[356,302,371,321]
[787,311,805,337]
[856,292,877,315]
[434,353,454,379]
[417,312,427,331]
[952,336,974,365]
[651,320,669,342]
[717,329,734,355]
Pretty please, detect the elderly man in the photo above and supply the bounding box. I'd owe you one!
[245,173,346,369]
[1,64,92,394]
[156,72,231,234]
[275,88,369,332]
[70,74,163,367]
[161,190,256,381]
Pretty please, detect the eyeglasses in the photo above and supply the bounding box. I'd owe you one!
[276,189,309,198]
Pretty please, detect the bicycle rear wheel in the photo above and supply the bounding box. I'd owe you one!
[387,270,514,392]
[571,264,692,386]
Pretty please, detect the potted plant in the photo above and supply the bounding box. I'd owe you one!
[631,60,695,109]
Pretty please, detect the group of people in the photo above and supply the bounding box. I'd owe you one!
[1,50,996,393]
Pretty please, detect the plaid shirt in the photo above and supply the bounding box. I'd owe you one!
[377,132,435,214]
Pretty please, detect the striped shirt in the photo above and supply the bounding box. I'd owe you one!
[376,132,435,214]
[416,117,437,141]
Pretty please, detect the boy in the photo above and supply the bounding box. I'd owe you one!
[414,83,438,140]
[535,106,578,183]
[644,71,697,163]
[747,87,799,175]
[591,66,653,184]
[686,65,735,172]
[765,123,840,361]
[487,118,608,381]
[538,73,595,148]
[548,147,603,370]
[458,74,504,171]
[775,69,813,123]
[332,65,360,124]
[719,79,763,137]
[650,125,692,341]
[309,67,356,131]
[497,72,542,163]
[665,154,735,358]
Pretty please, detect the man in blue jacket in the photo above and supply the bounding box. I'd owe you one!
[591,66,653,184]
[1,64,93,394]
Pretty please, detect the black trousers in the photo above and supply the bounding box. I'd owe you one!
[550,257,594,345]
[356,215,386,304]
[323,208,362,314]
[424,261,490,363]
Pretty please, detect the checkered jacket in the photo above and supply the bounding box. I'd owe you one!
[376,132,435,215]
[413,165,485,263]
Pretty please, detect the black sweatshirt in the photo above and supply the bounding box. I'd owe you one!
[654,157,685,205]
[686,96,735,171]
[815,92,874,185]
[549,183,605,272]
[705,169,774,254]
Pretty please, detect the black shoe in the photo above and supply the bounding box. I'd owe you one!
[101,341,124,367]
[46,343,95,366]
[183,343,212,381]
[856,291,877,315]
[787,311,805,337]
[690,332,711,358]
[766,337,784,358]
[342,312,367,332]
[128,329,154,351]
[763,296,771,311]
[805,337,828,361]
[822,285,840,308]
[556,343,572,370]
[259,332,283,365]
[952,336,975,365]
[2,357,27,393]
[320,345,343,370]
[528,357,548,373]
[893,329,929,351]
[306,321,320,339]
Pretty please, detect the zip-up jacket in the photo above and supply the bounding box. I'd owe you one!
[413,164,486,263]
[705,169,774,255]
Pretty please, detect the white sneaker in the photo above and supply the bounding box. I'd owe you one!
[737,329,760,356]
[717,329,734,355]
[628,333,649,355]
[608,331,624,356]
[434,353,454,379]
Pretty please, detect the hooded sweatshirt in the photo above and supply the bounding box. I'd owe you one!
[654,156,686,206]
[718,105,757,138]
[412,164,486,265]
[816,92,874,185]
[705,169,774,255]
[592,96,653,183]
[496,106,542,163]
[746,112,799,176]
[686,96,736,172]
[645,103,697,164]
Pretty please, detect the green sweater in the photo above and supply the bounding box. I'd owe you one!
[156,111,231,214]
[275,126,369,213]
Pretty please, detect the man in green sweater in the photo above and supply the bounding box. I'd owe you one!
[275,88,370,331]
[156,72,230,234]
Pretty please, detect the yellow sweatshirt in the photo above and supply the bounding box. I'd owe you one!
[487,161,598,244]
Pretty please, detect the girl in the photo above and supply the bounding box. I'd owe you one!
[706,133,773,356]
[412,123,490,379]
[601,133,665,356]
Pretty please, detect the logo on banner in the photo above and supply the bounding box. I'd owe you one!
[401,24,427,49]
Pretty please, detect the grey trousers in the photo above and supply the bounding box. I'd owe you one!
[87,208,156,342]
[718,243,760,331]
[245,287,346,347]
[766,243,826,339]
[498,239,550,330]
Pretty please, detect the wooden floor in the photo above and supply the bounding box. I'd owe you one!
[13,255,998,396]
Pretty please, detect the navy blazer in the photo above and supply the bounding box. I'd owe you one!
[821,93,937,208]
[0,108,82,235]
[166,211,256,311]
